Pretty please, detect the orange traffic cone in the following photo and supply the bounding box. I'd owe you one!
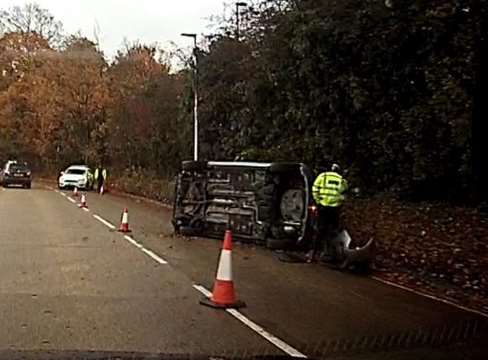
[78,193,87,208]
[118,208,131,233]
[73,186,79,197]
[200,230,245,309]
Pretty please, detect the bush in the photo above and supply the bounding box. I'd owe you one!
[111,168,175,203]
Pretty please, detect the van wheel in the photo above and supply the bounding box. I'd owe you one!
[179,226,202,237]
[266,237,293,250]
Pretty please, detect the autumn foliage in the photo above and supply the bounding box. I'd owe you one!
[0,4,189,178]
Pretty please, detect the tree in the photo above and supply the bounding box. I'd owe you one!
[0,3,63,45]
[191,0,479,199]
[107,44,186,174]
[0,31,50,91]
[55,36,110,165]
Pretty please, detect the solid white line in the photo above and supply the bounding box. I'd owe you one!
[82,207,90,212]
[141,248,168,264]
[67,197,76,204]
[92,214,116,229]
[371,275,488,320]
[192,284,307,358]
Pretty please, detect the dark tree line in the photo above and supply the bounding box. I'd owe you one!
[196,0,486,201]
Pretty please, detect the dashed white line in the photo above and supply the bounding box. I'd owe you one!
[193,284,212,297]
[52,187,305,356]
[123,235,168,264]
[124,235,143,248]
[371,276,488,320]
[141,248,168,264]
[192,284,307,358]
[52,188,167,265]
[92,214,116,229]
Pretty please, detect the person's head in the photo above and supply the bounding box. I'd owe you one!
[331,163,341,173]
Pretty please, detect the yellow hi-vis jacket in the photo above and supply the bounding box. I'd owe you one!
[94,168,107,180]
[312,171,348,207]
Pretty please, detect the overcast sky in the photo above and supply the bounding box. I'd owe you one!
[1,0,230,59]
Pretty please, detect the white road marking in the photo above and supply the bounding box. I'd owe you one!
[54,189,59,193]
[371,276,488,319]
[122,235,167,264]
[52,188,167,265]
[92,214,116,229]
[192,284,307,358]
[124,235,143,248]
[141,248,168,264]
[193,284,212,297]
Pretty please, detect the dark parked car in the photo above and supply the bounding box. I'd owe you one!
[1,161,32,188]
[173,161,374,268]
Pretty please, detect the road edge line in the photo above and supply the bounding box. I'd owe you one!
[371,275,488,319]
[192,284,307,358]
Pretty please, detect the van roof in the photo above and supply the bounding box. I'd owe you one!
[207,161,272,168]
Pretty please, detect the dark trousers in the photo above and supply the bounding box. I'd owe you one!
[311,206,340,256]
[318,206,340,235]
[97,176,104,190]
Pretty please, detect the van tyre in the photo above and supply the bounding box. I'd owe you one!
[266,237,293,250]
[179,226,202,237]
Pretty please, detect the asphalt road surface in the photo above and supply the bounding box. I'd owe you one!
[0,182,487,360]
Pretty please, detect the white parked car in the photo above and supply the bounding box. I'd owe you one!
[58,165,94,190]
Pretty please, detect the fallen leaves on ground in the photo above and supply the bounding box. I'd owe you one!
[344,197,488,314]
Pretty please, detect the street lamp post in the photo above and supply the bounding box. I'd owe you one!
[235,2,247,41]
[181,33,198,161]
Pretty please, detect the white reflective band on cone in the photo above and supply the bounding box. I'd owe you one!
[122,212,128,224]
[216,249,233,281]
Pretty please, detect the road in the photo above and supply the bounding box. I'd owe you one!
[0,182,487,360]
